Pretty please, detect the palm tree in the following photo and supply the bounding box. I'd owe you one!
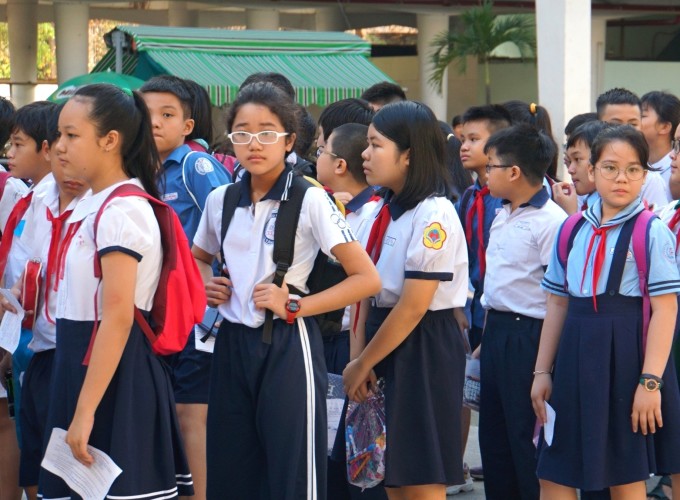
[429,0,536,104]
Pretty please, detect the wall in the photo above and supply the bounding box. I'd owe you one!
[603,61,680,96]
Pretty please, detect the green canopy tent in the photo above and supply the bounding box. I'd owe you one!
[93,25,395,107]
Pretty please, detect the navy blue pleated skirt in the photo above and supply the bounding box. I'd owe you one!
[537,294,680,490]
[39,318,193,500]
[366,307,465,487]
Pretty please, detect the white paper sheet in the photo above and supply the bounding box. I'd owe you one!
[327,398,345,455]
[41,428,123,500]
[194,326,215,353]
[544,402,556,446]
[0,289,24,353]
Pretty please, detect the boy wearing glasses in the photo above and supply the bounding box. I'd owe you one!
[141,75,230,500]
[477,124,566,500]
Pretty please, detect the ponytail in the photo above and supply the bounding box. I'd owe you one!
[73,83,161,199]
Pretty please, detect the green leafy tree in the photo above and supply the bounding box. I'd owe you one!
[429,0,536,104]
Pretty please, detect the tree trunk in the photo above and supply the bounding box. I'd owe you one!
[484,58,491,104]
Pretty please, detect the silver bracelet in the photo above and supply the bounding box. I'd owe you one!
[533,370,552,376]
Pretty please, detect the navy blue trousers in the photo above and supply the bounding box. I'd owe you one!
[479,310,542,500]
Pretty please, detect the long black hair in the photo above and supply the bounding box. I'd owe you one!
[74,84,160,199]
[372,101,451,210]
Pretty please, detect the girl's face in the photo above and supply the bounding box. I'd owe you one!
[565,140,596,196]
[230,103,295,179]
[588,140,647,214]
[55,98,110,184]
[670,129,680,198]
[362,123,409,193]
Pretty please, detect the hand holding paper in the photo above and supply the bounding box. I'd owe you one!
[0,288,24,353]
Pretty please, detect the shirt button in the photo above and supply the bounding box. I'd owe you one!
[608,290,616,296]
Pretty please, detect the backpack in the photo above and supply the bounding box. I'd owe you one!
[88,184,207,360]
[180,151,232,211]
[556,209,655,354]
[220,173,347,344]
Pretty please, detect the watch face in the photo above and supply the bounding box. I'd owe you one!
[645,379,659,391]
[287,300,300,313]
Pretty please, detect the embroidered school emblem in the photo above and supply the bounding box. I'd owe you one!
[423,222,446,250]
[194,157,215,175]
[263,211,278,245]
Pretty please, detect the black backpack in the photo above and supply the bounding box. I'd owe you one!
[220,173,347,343]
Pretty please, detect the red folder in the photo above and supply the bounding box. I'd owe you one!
[21,259,42,330]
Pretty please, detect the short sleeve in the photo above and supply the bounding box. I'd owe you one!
[96,196,157,261]
[185,153,231,211]
[537,206,567,267]
[193,185,227,256]
[404,198,459,281]
[646,218,680,296]
[303,187,356,257]
[641,171,671,209]
[541,222,569,297]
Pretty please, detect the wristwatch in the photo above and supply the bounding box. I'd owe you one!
[285,298,301,324]
[639,373,664,392]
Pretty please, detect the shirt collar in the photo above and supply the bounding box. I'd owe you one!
[345,186,376,213]
[501,187,550,209]
[164,144,192,167]
[382,191,408,221]
[584,195,645,228]
[237,165,294,207]
[69,178,144,222]
[651,151,672,172]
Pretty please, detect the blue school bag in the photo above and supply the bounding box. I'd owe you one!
[556,209,656,354]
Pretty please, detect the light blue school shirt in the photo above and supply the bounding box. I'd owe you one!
[542,196,680,298]
[158,144,231,243]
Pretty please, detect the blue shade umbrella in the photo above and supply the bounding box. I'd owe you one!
[47,72,145,103]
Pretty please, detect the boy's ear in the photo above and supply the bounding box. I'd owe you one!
[509,164,522,182]
[334,158,348,175]
[183,118,195,137]
[587,164,595,183]
[40,139,50,162]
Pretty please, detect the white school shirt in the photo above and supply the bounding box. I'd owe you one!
[369,194,468,310]
[3,174,55,291]
[659,199,680,269]
[641,170,671,208]
[0,170,29,234]
[29,183,87,352]
[651,152,672,203]
[481,188,567,319]
[340,187,381,331]
[57,179,162,321]
[193,169,357,329]
[542,197,680,298]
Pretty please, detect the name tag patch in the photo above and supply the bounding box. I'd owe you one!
[162,192,178,202]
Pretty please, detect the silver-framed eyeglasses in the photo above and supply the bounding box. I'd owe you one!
[228,131,289,145]
[595,164,646,181]
[315,146,340,159]
[672,139,680,156]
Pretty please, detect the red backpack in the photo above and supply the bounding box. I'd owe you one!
[88,184,207,359]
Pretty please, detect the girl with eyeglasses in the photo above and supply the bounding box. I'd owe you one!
[532,125,680,499]
[191,82,380,500]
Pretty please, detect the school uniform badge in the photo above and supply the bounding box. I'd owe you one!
[423,222,446,250]
[194,157,215,175]
[264,211,277,244]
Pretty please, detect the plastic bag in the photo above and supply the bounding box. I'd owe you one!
[345,380,386,489]
[463,355,481,411]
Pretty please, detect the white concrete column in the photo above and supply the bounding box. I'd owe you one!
[591,15,607,107]
[536,0,591,176]
[7,0,37,106]
[169,1,193,27]
[54,2,89,85]
[315,7,345,32]
[245,9,280,31]
[417,13,448,120]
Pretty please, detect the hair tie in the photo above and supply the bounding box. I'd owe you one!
[446,133,454,141]
[529,102,537,115]
[121,87,133,97]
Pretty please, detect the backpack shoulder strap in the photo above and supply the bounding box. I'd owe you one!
[632,208,656,355]
[261,173,312,343]
[181,150,201,211]
[556,212,587,292]
[220,183,241,267]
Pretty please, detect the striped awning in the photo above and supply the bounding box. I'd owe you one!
[92,25,394,107]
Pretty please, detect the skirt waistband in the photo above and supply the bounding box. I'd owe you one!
[568,294,642,316]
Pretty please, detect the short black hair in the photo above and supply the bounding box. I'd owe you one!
[596,88,641,118]
[590,124,649,168]
[484,123,557,186]
[239,72,296,101]
[0,97,15,151]
[45,103,64,148]
[328,123,368,185]
[641,90,680,138]
[461,105,513,134]
[439,121,473,199]
[140,75,193,118]
[360,82,406,106]
[318,98,374,141]
[13,101,58,152]
[566,120,614,151]
[451,114,463,128]
[502,100,553,134]
[564,112,598,136]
